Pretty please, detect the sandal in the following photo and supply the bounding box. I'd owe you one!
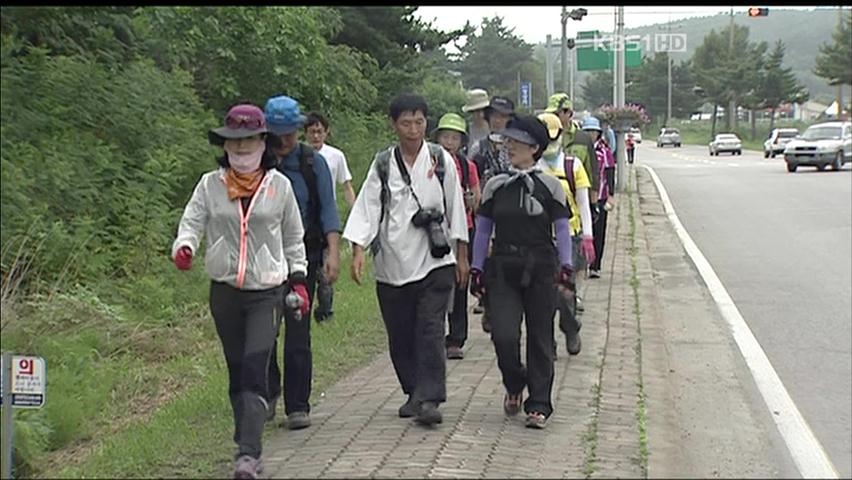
[503,392,523,416]
[525,411,548,429]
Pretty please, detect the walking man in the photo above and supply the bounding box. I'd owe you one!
[344,93,469,426]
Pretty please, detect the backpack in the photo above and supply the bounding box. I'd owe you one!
[296,143,326,251]
[374,142,446,225]
[455,152,471,192]
[562,154,577,196]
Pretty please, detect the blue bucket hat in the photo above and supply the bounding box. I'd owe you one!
[582,116,602,132]
[264,95,307,135]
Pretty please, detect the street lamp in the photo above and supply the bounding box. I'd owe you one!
[561,7,587,98]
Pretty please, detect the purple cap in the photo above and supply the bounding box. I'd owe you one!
[209,104,268,146]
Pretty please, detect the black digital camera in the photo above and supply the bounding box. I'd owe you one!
[411,208,451,258]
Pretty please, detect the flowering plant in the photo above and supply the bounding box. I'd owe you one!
[595,103,651,130]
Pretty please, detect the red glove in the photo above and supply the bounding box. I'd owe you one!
[558,265,575,291]
[291,283,311,318]
[470,268,486,298]
[174,246,193,271]
[581,235,596,265]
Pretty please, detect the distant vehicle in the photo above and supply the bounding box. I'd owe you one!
[709,133,742,156]
[628,127,642,143]
[763,128,799,158]
[783,121,852,172]
[656,128,681,148]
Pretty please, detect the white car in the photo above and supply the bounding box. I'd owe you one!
[628,127,642,143]
[709,133,742,156]
[783,121,852,172]
[763,128,799,158]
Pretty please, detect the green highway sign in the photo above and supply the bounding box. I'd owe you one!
[577,40,642,71]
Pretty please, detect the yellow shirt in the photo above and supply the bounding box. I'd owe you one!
[538,155,591,235]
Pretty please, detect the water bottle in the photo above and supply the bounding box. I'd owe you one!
[285,291,303,322]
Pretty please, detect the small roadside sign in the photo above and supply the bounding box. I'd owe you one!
[0,355,46,409]
[520,81,532,108]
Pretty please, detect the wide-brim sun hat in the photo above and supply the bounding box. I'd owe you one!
[209,104,268,146]
[544,93,572,114]
[435,113,467,135]
[537,112,563,141]
[462,88,490,112]
[582,116,603,132]
[265,95,307,135]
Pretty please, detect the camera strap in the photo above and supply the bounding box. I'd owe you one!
[393,146,426,211]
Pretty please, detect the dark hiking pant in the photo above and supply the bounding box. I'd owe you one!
[487,252,557,417]
[447,228,474,348]
[376,265,455,404]
[591,200,609,272]
[210,281,285,459]
[268,248,323,415]
[557,235,583,339]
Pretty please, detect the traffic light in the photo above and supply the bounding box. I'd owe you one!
[748,7,769,17]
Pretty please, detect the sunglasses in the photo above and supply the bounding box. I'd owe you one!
[225,114,264,130]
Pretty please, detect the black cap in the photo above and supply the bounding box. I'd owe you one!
[487,96,515,115]
[504,115,550,160]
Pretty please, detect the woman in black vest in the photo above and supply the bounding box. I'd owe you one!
[469,115,575,429]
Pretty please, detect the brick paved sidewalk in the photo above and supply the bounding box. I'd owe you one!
[261,179,646,479]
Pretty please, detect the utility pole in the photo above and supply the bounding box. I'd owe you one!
[728,7,737,131]
[612,7,618,105]
[561,6,568,93]
[546,34,553,98]
[616,6,627,193]
[666,20,673,126]
[838,6,845,121]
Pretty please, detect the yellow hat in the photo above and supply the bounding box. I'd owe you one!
[537,112,563,141]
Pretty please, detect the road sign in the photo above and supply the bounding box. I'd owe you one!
[0,355,46,409]
[577,38,643,71]
[520,81,532,108]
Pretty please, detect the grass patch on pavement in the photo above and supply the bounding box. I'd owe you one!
[627,169,650,475]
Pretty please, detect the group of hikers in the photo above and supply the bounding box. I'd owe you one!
[171,88,619,479]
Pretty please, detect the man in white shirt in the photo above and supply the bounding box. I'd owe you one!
[303,111,355,323]
[304,112,356,208]
[344,93,469,427]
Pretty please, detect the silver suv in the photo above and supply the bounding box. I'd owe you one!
[656,128,681,148]
[783,122,851,172]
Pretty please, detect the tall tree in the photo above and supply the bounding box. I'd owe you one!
[455,17,533,101]
[330,6,470,112]
[761,40,808,131]
[814,11,852,117]
[581,69,614,111]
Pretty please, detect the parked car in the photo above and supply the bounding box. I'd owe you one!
[783,121,852,172]
[656,128,681,147]
[628,127,642,143]
[763,128,799,158]
[709,133,742,156]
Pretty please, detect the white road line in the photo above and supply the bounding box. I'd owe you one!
[641,164,840,479]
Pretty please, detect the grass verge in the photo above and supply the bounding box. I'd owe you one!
[627,167,649,476]
[3,249,386,478]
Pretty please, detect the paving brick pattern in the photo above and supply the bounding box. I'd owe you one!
[262,193,645,479]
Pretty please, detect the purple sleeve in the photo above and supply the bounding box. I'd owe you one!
[472,215,494,271]
[555,217,573,268]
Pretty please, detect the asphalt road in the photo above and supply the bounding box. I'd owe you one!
[637,142,852,478]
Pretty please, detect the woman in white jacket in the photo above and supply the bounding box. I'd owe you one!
[171,103,308,480]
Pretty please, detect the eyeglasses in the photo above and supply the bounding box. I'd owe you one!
[225,114,264,130]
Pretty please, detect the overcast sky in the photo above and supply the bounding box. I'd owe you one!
[414,6,829,48]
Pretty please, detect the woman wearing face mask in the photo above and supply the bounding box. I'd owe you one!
[536,113,595,357]
[171,103,309,479]
[469,115,575,429]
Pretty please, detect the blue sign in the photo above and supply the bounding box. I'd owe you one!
[520,81,532,108]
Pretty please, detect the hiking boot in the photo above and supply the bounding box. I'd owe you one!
[503,392,523,416]
[481,311,492,333]
[473,298,485,314]
[525,411,548,429]
[566,333,582,356]
[415,402,443,426]
[576,295,584,313]
[233,455,263,479]
[398,396,420,418]
[447,345,464,360]
[589,269,601,279]
[286,411,311,430]
[266,393,280,423]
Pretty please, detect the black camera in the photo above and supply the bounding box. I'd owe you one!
[411,208,451,258]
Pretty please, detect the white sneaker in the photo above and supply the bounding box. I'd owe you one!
[589,270,601,279]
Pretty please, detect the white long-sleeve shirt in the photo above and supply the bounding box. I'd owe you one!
[344,142,469,286]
